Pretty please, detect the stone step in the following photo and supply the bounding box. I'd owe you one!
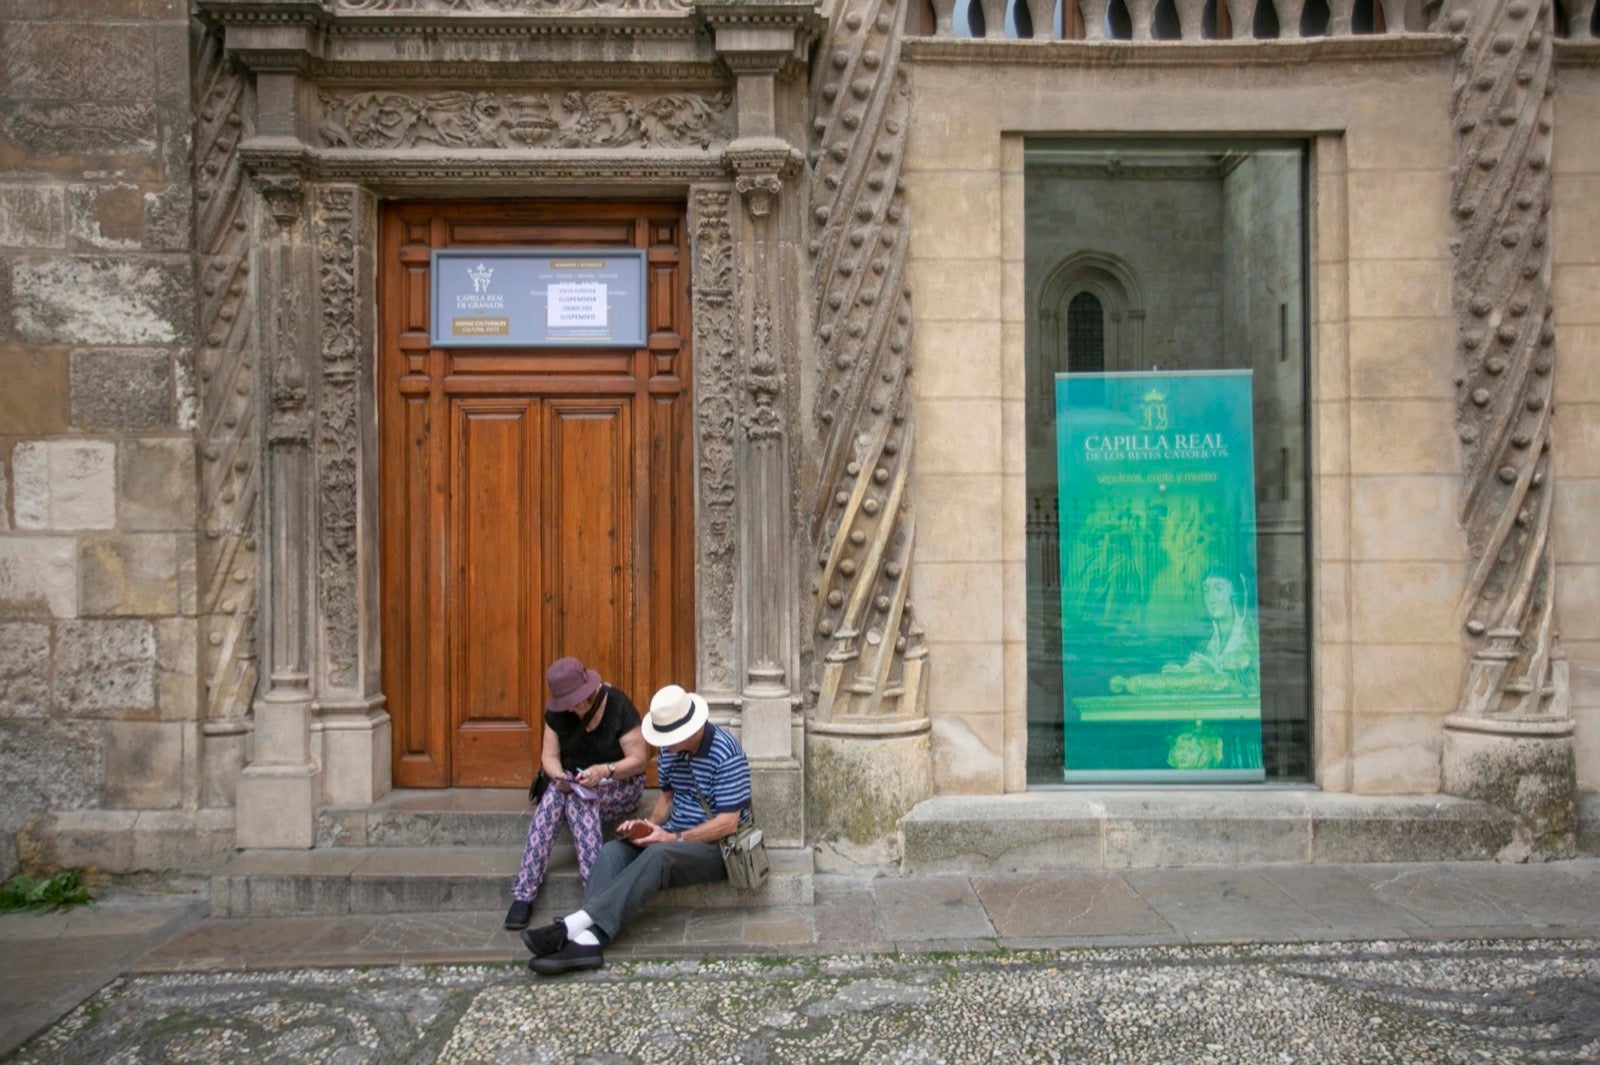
[316,788,653,849]
[211,845,814,918]
[898,792,1518,875]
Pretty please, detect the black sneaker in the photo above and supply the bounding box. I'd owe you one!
[529,938,603,976]
[520,919,567,957]
[503,900,534,931]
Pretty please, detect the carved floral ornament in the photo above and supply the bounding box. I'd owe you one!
[319,89,733,151]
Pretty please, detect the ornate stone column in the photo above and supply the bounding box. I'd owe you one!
[1440,0,1575,859]
[235,168,322,849]
[311,185,390,807]
[803,0,933,853]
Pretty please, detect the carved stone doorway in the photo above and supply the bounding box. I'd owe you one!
[378,201,696,788]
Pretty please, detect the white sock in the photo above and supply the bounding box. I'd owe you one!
[571,928,600,946]
[563,910,594,937]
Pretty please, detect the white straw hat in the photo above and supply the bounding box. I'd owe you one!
[641,684,709,747]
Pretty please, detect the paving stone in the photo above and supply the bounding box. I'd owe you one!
[1258,864,1434,930]
[1125,868,1329,939]
[1341,863,1534,928]
[874,875,995,941]
[973,871,1172,938]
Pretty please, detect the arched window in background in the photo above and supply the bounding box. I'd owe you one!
[1066,291,1105,374]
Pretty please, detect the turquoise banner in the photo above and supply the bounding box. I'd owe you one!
[1055,371,1264,782]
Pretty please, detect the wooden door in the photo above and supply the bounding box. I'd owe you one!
[380,202,695,788]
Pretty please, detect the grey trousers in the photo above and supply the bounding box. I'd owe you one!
[581,839,726,941]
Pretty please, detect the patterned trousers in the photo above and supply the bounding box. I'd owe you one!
[511,776,644,903]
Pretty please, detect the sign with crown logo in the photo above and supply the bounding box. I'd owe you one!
[429,248,646,348]
[1054,370,1264,783]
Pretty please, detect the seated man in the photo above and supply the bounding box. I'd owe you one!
[522,683,752,975]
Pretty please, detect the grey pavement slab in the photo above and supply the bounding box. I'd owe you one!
[1342,863,1551,929]
[872,875,995,942]
[1125,868,1331,940]
[1258,864,1431,932]
[973,871,1172,940]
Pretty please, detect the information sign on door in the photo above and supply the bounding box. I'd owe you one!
[429,248,646,348]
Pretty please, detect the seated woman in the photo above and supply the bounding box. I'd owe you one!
[505,656,647,931]
[1109,573,1259,697]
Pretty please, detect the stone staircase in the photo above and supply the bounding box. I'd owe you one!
[211,789,813,918]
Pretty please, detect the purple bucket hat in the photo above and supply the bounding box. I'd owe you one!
[545,656,602,714]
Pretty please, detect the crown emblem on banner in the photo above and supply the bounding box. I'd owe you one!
[468,262,494,293]
[1143,388,1165,404]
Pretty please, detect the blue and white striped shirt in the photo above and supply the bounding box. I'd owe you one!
[657,723,752,832]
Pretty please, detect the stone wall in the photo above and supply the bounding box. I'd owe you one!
[1553,58,1600,795]
[0,0,201,878]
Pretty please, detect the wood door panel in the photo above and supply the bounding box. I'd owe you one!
[449,399,541,787]
[381,200,693,788]
[543,399,632,689]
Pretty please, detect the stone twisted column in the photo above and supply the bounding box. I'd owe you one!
[805,0,933,848]
[1440,0,1575,860]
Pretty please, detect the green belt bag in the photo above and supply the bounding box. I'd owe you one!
[690,785,770,890]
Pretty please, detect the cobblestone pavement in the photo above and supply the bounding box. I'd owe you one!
[6,939,1598,1064]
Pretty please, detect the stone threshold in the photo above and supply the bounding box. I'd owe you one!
[898,791,1520,874]
[212,844,814,918]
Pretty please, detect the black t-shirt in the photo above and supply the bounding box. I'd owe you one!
[545,685,640,772]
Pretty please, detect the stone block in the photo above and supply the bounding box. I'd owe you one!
[142,184,189,250]
[809,729,931,846]
[0,184,65,248]
[1346,170,1452,261]
[1313,320,1348,401]
[0,461,6,531]
[1315,474,1349,562]
[1313,399,1348,479]
[1351,712,1444,794]
[912,474,1003,562]
[0,346,69,436]
[1349,475,1462,563]
[103,720,184,808]
[916,397,1001,474]
[54,617,156,716]
[930,711,1004,794]
[70,347,172,429]
[906,257,1000,322]
[923,640,1004,717]
[0,103,160,176]
[1315,560,1349,644]
[1350,562,1460,646]
[1554,265,1600,326]
[1348,400,1460,476]
[0,718,103,812]
[1348,643,1462,716]
[155,616,197,720]
[129,809,236,874]
[12,257,192,345]
[1317,643,1352,791]
[1347,317,1455,400]
[1557,563,1600,641]
[1551,479,1600,565]
[79,533,177,616]
[1552,175,1600,266]
[12,438,115,529]
[1309,798,1513,863]
[66,183,144,250]
[907,171,1001,261]
[200,725,246,809]
[0,0,185,18]
[1103,808,1311,868]
[750,757,803,846]
[1348,259,1452,320]
[1554,404,1600,479]
[0,534,76,617]
[15,810,137,877]
[911,319,1002,399]
[116,436,194,531]
[911,559,1004,645]
[174,532,195,614]
[0,621,51,717]
[5,23,155,102]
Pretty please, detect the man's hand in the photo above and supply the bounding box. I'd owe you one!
[617,820,677,846]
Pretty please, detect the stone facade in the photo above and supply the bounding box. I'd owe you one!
[0,0,218,878]
[0,0,1597,879]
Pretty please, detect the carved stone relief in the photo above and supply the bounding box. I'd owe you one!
[193,29,260,729]
[315,187,362,691]
[319,90,733,151]
[690,186,740,695]
[1445,0,1566,723]
[805,0,927,722]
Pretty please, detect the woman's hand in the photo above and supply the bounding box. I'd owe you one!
[574,764,610,789]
